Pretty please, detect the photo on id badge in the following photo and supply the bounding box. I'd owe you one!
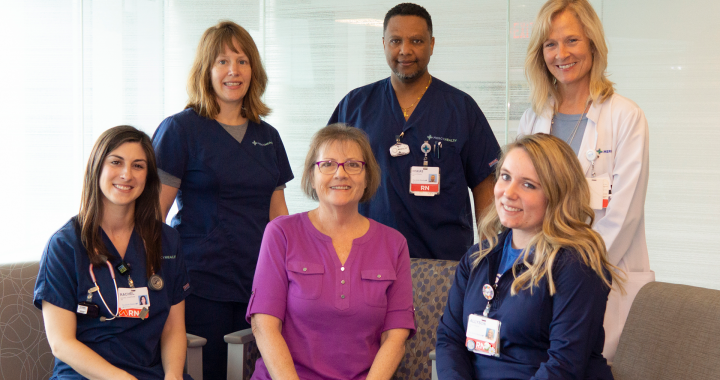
[118,287,150,318]
[466,314,501,357]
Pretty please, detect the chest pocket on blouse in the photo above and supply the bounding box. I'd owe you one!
[287,261,324,300]
[361,269,396,307]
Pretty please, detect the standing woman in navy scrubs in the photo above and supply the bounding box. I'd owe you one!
[152,21,294,379]
[34,126,192,380]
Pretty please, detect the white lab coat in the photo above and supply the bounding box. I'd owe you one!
[517,93,655,363]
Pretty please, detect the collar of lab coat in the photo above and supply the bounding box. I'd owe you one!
[534,97,604,176]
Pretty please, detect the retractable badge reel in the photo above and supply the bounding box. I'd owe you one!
[585,149,610,210]
[409,141,440,196]
[465,283,501,357]
[390,132,410,157]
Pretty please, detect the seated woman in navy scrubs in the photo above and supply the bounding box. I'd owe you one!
[152,21,293,380]
[436,133,622,380]
[34,126,192,380]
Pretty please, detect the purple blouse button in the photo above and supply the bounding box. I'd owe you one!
[341,280,345,284]
[341,295,346,299]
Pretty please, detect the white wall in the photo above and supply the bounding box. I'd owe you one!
[1,0,718,289]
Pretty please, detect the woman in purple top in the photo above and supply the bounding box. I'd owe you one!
[246,124,416,379]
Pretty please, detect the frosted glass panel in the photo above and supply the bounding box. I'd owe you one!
[603,1,720,289]
[2,0,719,291]
[0,1,82,264]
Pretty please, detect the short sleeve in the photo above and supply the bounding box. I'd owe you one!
[270,126,294,187]
[245,219,290,323]
[33,231,80,312]
[152,115,189,184]
[163,226,191,305]
[382,238,416,338]
[462,98,501,189]
[328,95,347,125]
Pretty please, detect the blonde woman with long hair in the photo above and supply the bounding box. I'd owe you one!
[436,134,621,380]
[517,0,653,362]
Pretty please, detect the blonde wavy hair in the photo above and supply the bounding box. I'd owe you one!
[186,21,270,123]
[525,0,614,116]
[472,134,624,295]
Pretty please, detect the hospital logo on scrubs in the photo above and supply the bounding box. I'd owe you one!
[596,149,612,154]
[427,134,458,143]
[252,140,273,146]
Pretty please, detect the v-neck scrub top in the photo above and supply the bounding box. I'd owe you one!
[435,230,613,380]
[33,217,192,380]
[246,212,416,380]
[329,77,501,260]
[152,108,294,303]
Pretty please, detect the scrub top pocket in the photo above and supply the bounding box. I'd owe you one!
[287,261,325,300]
[360,269,396,307]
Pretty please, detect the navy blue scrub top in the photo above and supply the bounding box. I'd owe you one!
[329,77,501,260]
[34,217,191,380]
[152,108,294,303]
[435,230,613,380]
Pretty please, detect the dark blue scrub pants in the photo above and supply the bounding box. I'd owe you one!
[185,294,250,380]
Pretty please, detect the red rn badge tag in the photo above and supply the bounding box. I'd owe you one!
[409,166,440,196]
[118,287,150,319]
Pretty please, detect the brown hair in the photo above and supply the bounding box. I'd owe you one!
[525,0,614,116]
[186,20,270,123]
[78,126,162,278]
[473,134,624,295]
[301,124,381,203]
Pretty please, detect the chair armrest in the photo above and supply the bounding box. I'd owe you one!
[224,328,255,344]
[225,328,257,379]
[430,350,438,380]
[185,333,206,380]
[187,333,207,348]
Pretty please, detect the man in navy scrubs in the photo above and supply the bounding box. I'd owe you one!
[329,3,501,260]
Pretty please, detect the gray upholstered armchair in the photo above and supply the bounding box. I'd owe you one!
[224,258,458,380]
[429,281,720,380]
[611,281,720,380]
[0,261,206,380]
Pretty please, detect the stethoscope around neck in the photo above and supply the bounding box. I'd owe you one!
[88,255,164,322]
[88,259,119,322]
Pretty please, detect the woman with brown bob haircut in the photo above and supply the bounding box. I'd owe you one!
[152,20,293,379]
[247,124,415,379]
[35,126,192,380]
[517,0,653,362]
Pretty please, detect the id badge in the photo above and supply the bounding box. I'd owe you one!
[466,313,501,357]
[118,287,150,319]
[390,143,410,157]
[587,174,611,210]
[409,166,440,196]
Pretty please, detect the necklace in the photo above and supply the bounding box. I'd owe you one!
[400,77,432,119]
[551,102,591,146]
